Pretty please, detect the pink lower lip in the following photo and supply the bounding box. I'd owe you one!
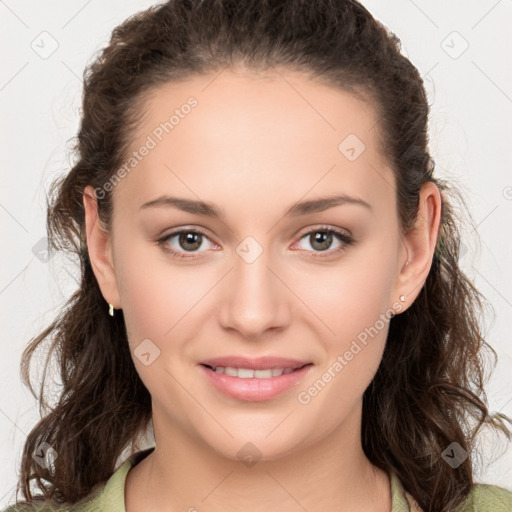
[198,363,313,402]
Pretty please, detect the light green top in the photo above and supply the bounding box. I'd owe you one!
[3,447,512,511]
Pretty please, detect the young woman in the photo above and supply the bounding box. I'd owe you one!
[4,1,512,511]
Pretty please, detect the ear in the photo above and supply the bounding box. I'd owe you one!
[391,180,442,312]
[83,185,121,309]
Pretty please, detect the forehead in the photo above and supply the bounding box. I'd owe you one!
[113,68,394,217]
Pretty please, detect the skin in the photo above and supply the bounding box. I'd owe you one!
[83,67,441,512]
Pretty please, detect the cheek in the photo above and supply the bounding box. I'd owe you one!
[295,267,393,417]
[115,245,215,349]
[291,249,397,340]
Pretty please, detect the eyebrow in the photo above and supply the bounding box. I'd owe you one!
[138,193,372,218]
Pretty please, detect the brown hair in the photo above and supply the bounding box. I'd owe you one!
[13,1,511,511]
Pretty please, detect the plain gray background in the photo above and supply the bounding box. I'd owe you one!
[1,0,511,506]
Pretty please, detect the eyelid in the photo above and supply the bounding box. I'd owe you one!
[294,223,353,241]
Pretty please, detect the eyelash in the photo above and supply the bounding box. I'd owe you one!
[156,225,355,260]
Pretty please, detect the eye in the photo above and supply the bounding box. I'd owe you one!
[292,226,355,258]
[156,225,355,260]
[157,228,216,259]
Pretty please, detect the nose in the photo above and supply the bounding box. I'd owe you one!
[218,247,291,339]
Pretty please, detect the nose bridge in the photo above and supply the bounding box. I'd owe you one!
[219,236,288,336]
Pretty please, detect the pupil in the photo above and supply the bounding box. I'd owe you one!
[312,231,331,251]
[180,232,201,251]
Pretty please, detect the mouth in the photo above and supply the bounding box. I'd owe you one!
[200,363,311,379]
[197,362,314,402]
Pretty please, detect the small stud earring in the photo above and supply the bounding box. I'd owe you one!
[108,303,114,317]
[399,295,406,302]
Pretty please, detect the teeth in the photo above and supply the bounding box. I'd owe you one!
[210,366,296,378]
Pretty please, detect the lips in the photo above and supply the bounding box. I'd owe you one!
[198,361,313,401]
[198,355,311,371]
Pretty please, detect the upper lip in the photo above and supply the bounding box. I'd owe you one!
[198,356,311,370]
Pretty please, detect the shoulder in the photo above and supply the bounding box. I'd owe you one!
[0,491,103,512]
[1,504,57,512]
[1,493,103,512]
[1,499,101,512]
[390,471,512,512]
[457,482,512,511]
[1,505,74,512]
[2,447,155,512]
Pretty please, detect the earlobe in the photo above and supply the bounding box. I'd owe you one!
[393,181,442,310]
[83,185,121,310]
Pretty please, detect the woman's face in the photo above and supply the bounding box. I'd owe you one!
[88,68,414,461]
